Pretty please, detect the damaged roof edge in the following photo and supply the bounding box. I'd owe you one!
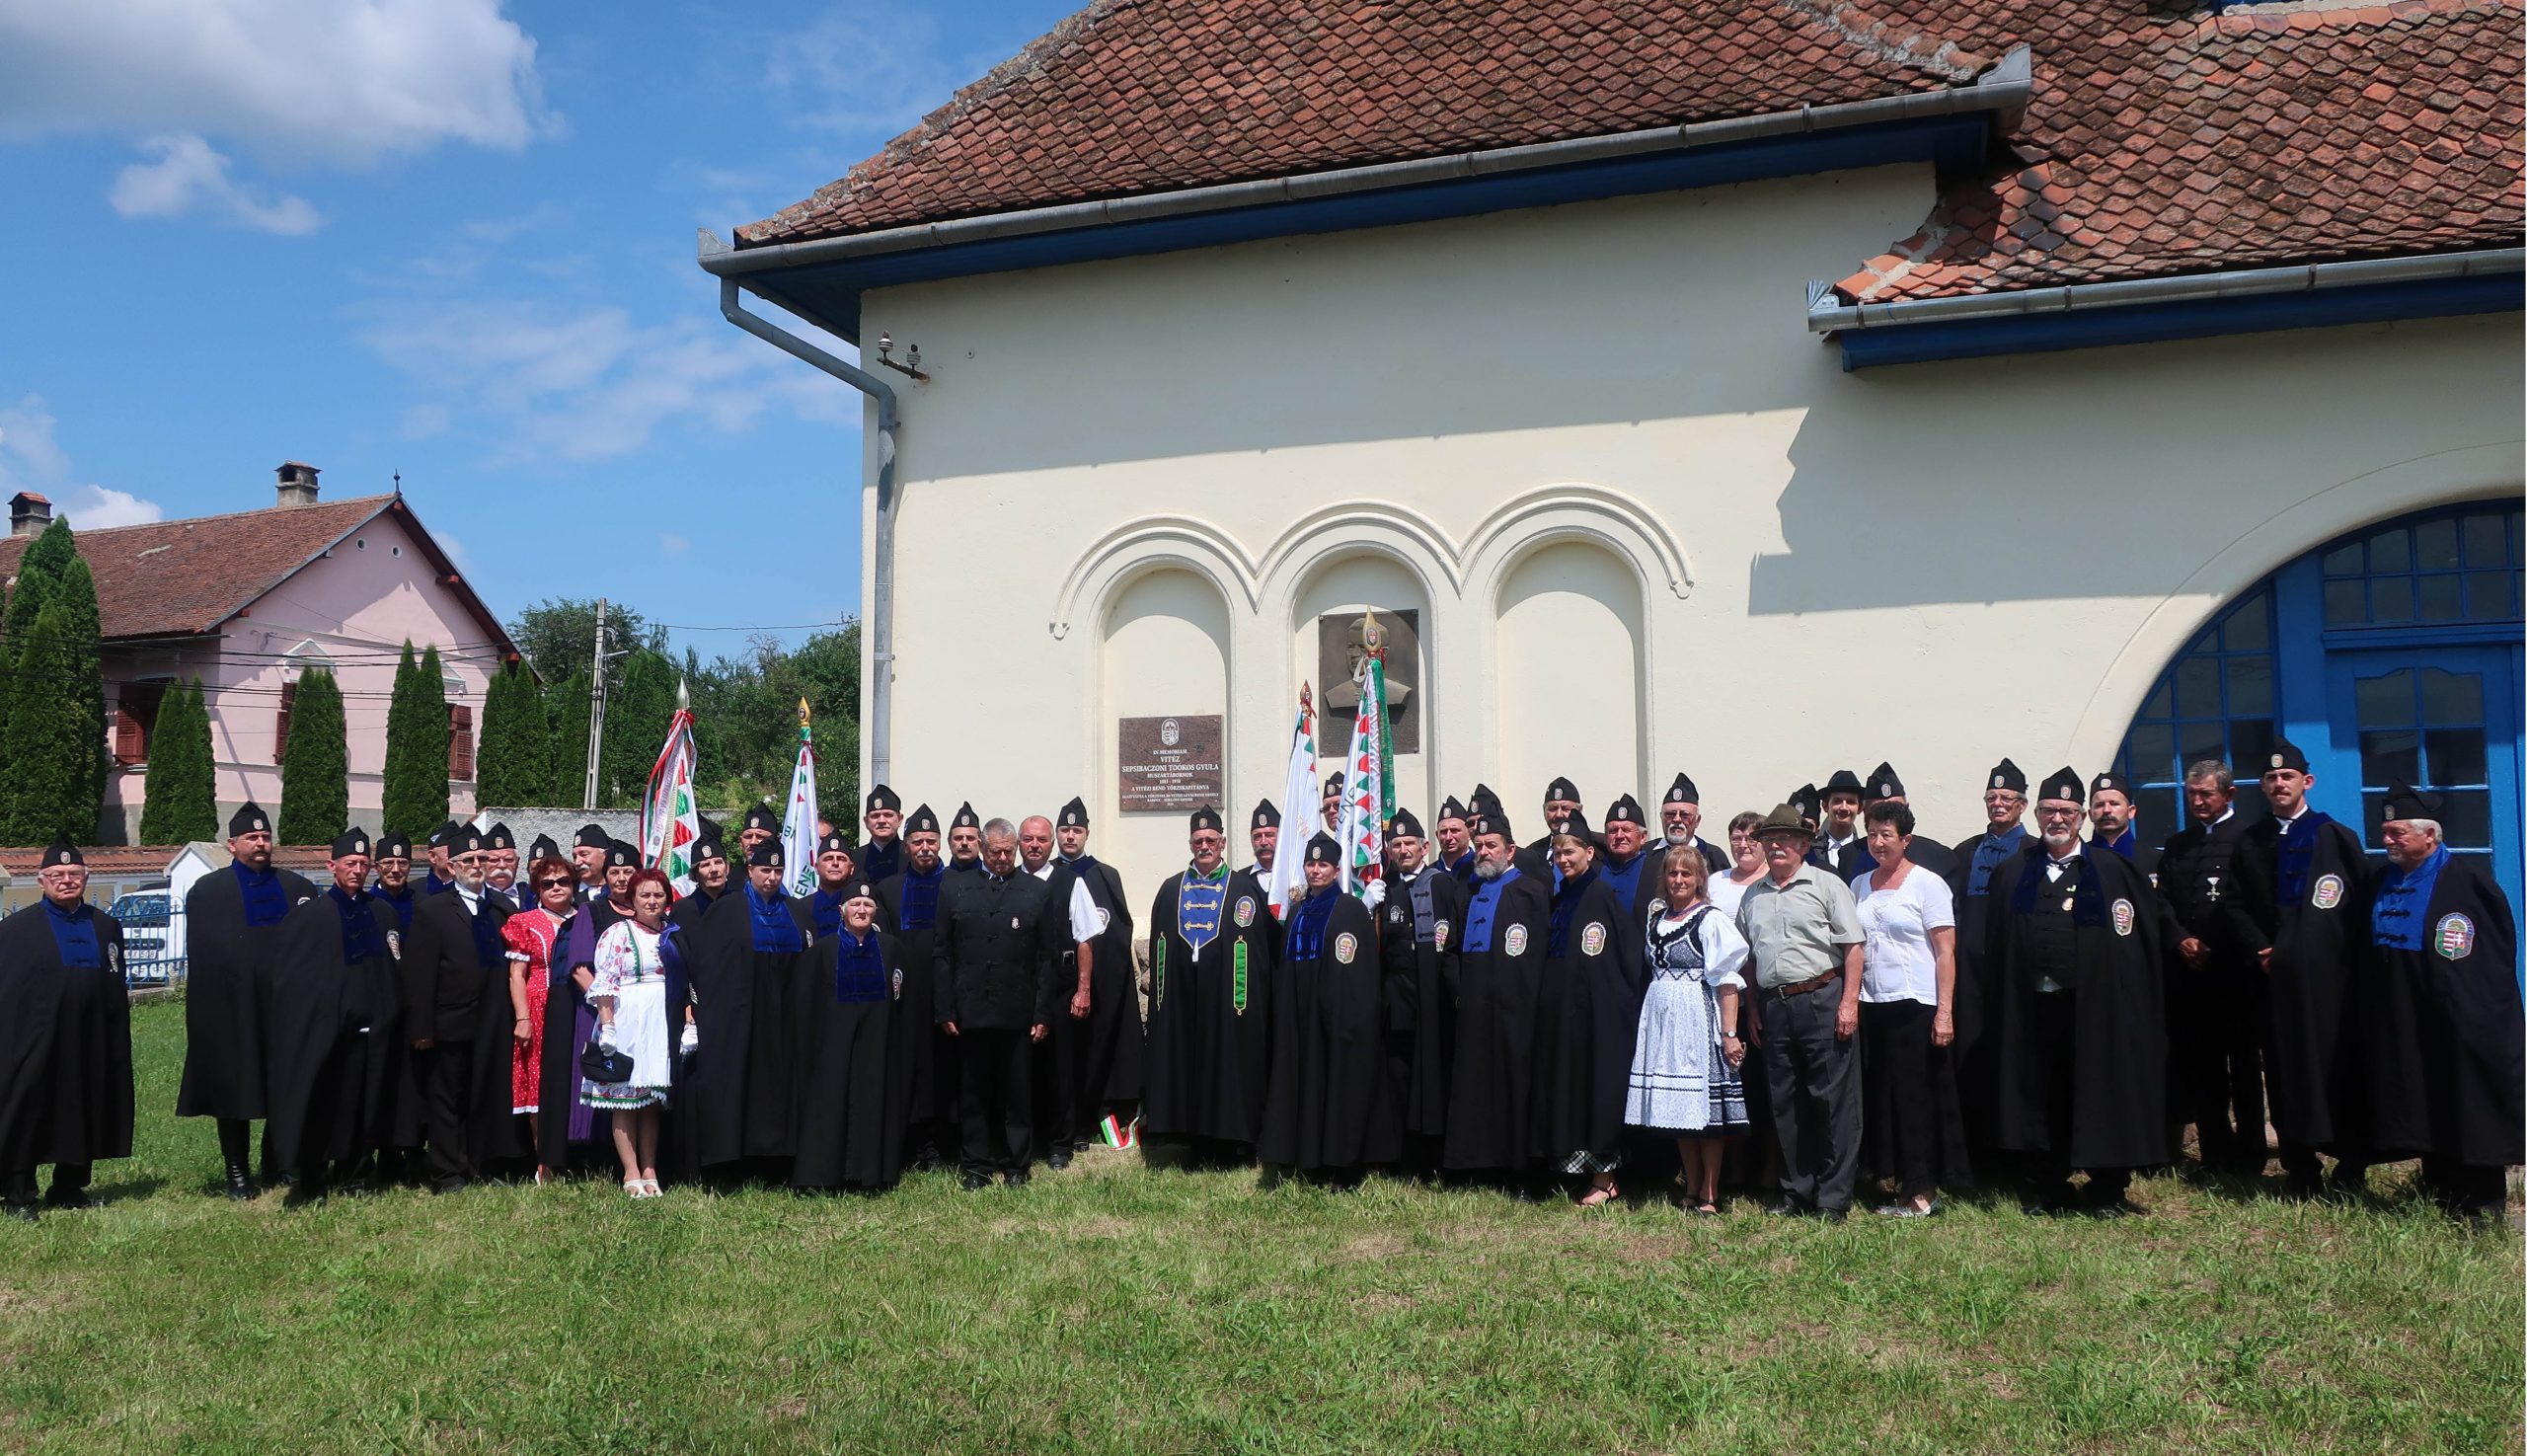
[700,45,2032,279]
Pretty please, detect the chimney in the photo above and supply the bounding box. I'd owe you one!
[9,492,51,538]
[275,461,321,508]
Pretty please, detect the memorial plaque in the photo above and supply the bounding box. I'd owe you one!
[1117,714,1225,811]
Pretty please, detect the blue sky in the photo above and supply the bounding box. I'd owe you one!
[0,0,1076,661]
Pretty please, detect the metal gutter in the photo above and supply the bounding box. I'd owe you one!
[713,273,904,791]
[702,46,2031,279]
[1805,246,2526,333]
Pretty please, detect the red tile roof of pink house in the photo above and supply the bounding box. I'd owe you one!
[0,495,516,651]
[735,0,2521,303]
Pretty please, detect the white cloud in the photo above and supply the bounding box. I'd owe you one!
[0,395,168,529]
[764,9,1008,137]
[110,133,322,234]
[0,0,548,166]
[359,299,851,465]
[658,533,690,555]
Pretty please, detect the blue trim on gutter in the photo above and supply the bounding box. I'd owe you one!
[1832,271,2524,370]
[741,115,1991,344]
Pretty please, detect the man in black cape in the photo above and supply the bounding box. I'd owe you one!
[672,834,732,934]
[936,819,1067,1188]
[0,842,131,1221]
[1985,768,2169,1216]
[2156,758,2271,1174]
[1520,778,1580,881]
[266,829,406,1204]
[1532,809,1646,1204]
[876,805,956,1165]
[571,823,610,904]
[481,823,521,911]
[1433,797,1479,883]
[1948,757,2030,1155]
[1596,796,1654,918]
[1863,764,1953,878]
[737,804,780,864]
[1016,812,1100,1169]
[1657,774,1729,876]
[691,841,805,1175]
[792,830,861,943]
[177,801,317,1198]
[1378,808,1463,1170]
[1441,805,1554,1188]
[1144,805,1277,1165]
[2363,783,2522,1219]
[1809,769,1874,881]
[372,830,420,931]
[400,824,515,1192]
[946,803,984,874]
[1240,800,1280,884]
[1259,832,1395,1183]
[2087,772,2157,876]
[789,877,904,1192]
[421,821,461,897]
[1052,797,1140,1148]
[2237,739,2373,1194]
[857,785,906,884]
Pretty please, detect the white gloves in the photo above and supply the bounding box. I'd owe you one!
[679,1023,699,1055]
[597,1025,620,1050]
[1360,879,1386,909]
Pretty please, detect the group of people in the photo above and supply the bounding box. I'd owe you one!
[0,745,2516,1223]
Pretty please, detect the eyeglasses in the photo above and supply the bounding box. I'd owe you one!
[534,877,572,888]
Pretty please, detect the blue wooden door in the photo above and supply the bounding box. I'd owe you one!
[2326,644,2522,909]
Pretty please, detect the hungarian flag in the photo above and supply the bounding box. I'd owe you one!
[1265,686,1322,920]
[1338,640,1396,894]
[639,697,703,895]
[780,698,820,897]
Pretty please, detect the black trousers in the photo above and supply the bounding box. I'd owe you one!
[1859,999,1967,1199]
[417,1039,480,1190]
[2172,967,2268,1170]
[3,1164,90,1207]
[2033,990,2130,1200]
[958,1028,1034,1179]
[1033,1004,1083,1156]
[1757,982,1860,1214]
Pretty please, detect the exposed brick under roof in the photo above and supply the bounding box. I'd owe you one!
[739,0,1984,245]
[1831,0,2523,302]
[738,0,2521,305]
[0,495,514,651]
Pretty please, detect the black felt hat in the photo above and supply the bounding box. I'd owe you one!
[1251,799,1280,830]
[746,840,784,868]
[574,823,610,850]
[1662,772,1700,805]
[2089,770,2136,801]
[691,834,727,865]
[743,805,780,834]
[2262,736,2311,775]
[1471,807,1514,841]
[230,803,271,838]
[2381,780,2441,822]
[528,832,561,862]
[1821,769,1867,800]
[1542,776,1580,805]
[865,784,901,812]
[817,830,853,857]
[1604,794,1646,826]
[375,830,413,861]
[39,838,83,869]
[1386,807,1424,840]
[1189,805,1224,834]
[1987,758,2029,794]
[1789,784,1821,823]
[904,805,941,836]
[1303,832,1340,866]
[451,825,488,857]
[485,822,515,851]
[1436,796,1470,825]
[331,828,370,859]
[2038,767,2086,805]
[951,802,981,831]
[1058,796,1089,829]
[1865,763,1906,802]
[604,839,638,870]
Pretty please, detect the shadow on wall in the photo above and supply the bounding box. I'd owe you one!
[1750,314,2523,617]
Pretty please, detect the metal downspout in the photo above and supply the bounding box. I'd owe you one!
[716,275,901,789]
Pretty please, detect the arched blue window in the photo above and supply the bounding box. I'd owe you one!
[2118,500,2523,905]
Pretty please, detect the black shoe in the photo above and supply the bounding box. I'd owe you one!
[2087,1196,2142,1220]
[1765,1199,1807,1218]
[1046,1149,1071,1171]
[4,1203,36,1224]
[1816,1207,1849,1224]
[41,1189,90,1211]
[429,1177,469,1195]
[1005,1169,1031,1188]
[959,1173,992,1192]
[283,1184,328,1209]
[224,1169,258,1201]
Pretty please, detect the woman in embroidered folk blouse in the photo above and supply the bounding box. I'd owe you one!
[501,854,579,1183]
[1624,846,1750,1215]
[588,869,676,1196]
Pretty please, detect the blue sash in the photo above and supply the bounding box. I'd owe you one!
[833,927,888,1004]
[1966,826,2026,896]
[234,861,289,927]
[895,868,943,932]
[1284,888,1336,961]
[2371,845,2446,952]
[44,899,100,968]
[328,885,380,963]
[1463,865,1522,954]
[1177,867,1228,958]
[746,884,804,953]
[2275,810,2334,904]
[1549,865,1599,956]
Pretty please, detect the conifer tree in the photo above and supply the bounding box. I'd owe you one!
[138,679,216,843]
[1,600,94,841]
[548,668,592,808]
[51,552,107,828]
[276,666,348,842]
[477,660,553,807]
[382,642,450,838]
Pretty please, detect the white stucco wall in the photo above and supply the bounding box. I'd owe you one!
[845,162,2523,895]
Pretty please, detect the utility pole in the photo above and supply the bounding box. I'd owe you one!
[582,596,608,811]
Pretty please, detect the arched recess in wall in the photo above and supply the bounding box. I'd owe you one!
[1285,547,1439,820]
[1102,564,1233,889]
[1493,538,1647,811]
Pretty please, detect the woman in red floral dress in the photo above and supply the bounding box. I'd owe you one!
[503,854,581,1182]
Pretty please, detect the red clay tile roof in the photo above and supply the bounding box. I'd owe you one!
[738,0,2521,305]
[0,495,515,651]
[738,0,1991,246]
[1831,0,2523,302]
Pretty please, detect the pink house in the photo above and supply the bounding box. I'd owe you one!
[0,463,519,843]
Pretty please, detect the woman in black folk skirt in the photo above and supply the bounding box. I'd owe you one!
[1851,803,1971,1216]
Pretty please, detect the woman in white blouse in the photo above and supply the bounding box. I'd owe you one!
[1623,846,1751,1214]
[1704,811,1767,918]
[1852,802,1967,1216]
[586,869,677,1197]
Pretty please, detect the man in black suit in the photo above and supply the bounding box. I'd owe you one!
[2155,760,2268,1175]
[400,825,512,1192]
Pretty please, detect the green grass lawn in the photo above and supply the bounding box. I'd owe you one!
[2,1001,2518,1455]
